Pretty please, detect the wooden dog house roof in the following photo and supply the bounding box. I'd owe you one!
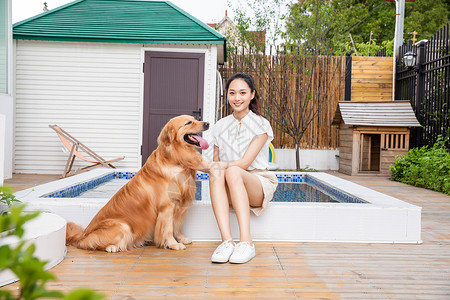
[332,101,421,127]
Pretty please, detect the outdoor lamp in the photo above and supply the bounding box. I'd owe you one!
[403,51,417,69]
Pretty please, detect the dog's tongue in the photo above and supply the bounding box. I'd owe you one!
[192,135,209,150]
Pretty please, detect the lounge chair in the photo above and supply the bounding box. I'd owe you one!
[49,125,125,177]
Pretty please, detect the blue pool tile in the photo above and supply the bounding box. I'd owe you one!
[43,172,116,198]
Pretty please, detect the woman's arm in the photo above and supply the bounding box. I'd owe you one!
[208,133,268,170]
[226,133,268,170]
[213,145,220,162]
[199,133,268,172]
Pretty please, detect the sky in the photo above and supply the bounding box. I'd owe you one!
[12,0,241,24]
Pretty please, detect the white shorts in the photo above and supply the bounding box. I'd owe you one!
[249,169,278,216]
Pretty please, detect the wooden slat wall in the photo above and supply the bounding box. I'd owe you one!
[380,149,407,174]
[338,125,353,175]
[219,55,345,149]
[351,56,393,101]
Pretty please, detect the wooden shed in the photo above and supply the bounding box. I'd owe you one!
[332,101,421,175]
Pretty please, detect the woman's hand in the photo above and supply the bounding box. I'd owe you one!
[198,160,228,173]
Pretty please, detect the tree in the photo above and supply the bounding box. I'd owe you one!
[284,0,449,55]
[229,0,342,170]
[284,0,393,54]
[404,0,449,42]
[231,0,286,52]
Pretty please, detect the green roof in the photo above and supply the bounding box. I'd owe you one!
[13,0,226,49]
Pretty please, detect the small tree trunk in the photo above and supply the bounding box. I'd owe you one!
[295,143,301,171]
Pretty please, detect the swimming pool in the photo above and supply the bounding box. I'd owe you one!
[42,172,367,204]
[15,168,422,243]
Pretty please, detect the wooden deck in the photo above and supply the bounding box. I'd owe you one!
[3,172,450,299]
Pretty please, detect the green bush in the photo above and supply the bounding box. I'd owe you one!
[390,135,450,195]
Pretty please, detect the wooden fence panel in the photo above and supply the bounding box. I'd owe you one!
[351,56,393,101]
[219,54,345,149]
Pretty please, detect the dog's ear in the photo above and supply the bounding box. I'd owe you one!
[157,122,174,146]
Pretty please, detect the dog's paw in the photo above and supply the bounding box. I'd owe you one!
[168,242,186,250]
[105,245,120,253]
[179,237,192,245]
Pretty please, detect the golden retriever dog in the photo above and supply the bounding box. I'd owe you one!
[66,115,209,252]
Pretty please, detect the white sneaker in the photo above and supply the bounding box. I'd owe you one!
[229,241,255,264]
[211,239,235,263]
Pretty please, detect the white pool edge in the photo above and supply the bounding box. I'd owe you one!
[14,168,422,244]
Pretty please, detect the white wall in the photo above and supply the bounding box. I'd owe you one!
[14,40,219,174]
[0,114,5,184]
[0,95,13,179]
[14,40,141,174]
[0,0,13,180]
[274,149,339,170]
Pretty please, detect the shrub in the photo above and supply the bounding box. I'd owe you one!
[390,135,450,195]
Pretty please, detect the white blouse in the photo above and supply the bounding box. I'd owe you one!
[212,111,274,170]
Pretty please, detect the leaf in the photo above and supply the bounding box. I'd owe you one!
[391,134,450,194]
[42,290,65,298]
[0,186,14,194]
[0,290,15,300]
[0,246,12,269]
[64,288,106,300]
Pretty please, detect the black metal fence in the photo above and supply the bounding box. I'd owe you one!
[374,47,387,57]
[395,23,449,147]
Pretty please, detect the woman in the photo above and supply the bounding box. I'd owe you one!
[207,73,278,264]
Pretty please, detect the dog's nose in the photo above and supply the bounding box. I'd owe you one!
[203,122,210,129]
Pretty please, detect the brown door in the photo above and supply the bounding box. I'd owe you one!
[142,51,205,165]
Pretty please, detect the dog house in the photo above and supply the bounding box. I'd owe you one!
[332,101,421,175]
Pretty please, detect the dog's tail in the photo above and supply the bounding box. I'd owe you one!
[66,222,85,247]
[66,219,133,251]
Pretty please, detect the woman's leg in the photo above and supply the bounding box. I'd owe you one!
[224,166,264,244]
[209,164,233,241]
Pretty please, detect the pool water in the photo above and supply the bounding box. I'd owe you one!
[77,180,338,203]
[273,183,338,203]
[77,179,129,198]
